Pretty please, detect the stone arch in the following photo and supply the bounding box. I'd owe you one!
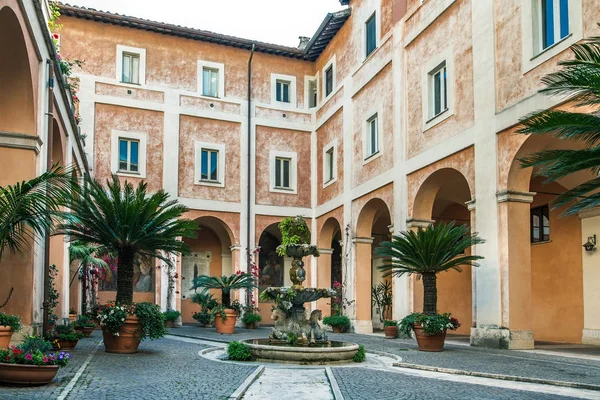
[317,217,343,316]
[411,168,473,221]
[0,5,37,135]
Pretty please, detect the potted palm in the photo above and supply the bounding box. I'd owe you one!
[0,165,75,340]
[376,222,484,352]
[191,291,218,327]
[57,176,197,353]
[192,273,257,334]
[163,310,181,328]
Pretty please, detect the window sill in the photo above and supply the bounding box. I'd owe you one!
[323,177,337,188]
[119,81,142,86]
[363,46,379,63]
[363,150,381,165]
[196,180,224,188]
[270,186,297,195]
[531,34,573,62]
[531,240,552,246]
[116,171,145,178]
[423,108,453,132]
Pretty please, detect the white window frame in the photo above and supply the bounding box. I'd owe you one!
[322,56,337,102]
[364,113,380,162]
[363,8,381,60]
[304,73,319,110]
[421,48,454,131]
[116,45,146,86]
[428,62,448,120]
[197,60,225,99]
[521,0,582,73]
[270,73,297,108]
[194,142,226,187]
[111,130,147,178]
[323,139,338,187]
[269,150,297,194]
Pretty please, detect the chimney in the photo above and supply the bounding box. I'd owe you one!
[298,36,310,50]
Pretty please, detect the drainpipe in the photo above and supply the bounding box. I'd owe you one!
[246,44,255,305]
[42,59,55,335]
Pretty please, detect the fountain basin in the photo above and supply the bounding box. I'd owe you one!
[242,339,359,363]
[262,287,336,305]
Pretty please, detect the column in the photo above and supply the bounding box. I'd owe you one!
[466,199,477,328]
[353,236,374,334]
[580,207,600,344]
[316,248,333,316]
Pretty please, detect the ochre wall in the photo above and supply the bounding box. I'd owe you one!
[316,109,344,205]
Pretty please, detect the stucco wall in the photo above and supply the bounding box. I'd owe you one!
[317,109,344,205]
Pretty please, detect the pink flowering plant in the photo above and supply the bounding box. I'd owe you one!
[329,281,355,316]
[0,336,70,367]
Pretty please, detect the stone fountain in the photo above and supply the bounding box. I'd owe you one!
[243,244,359,363]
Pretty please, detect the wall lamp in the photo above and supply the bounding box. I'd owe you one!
[583,234,597,252]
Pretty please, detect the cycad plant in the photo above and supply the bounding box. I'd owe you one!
[192,273,257,308]
[57,176,197,305]
[69,241,108,286]
[376,222,484,316]
[518,34,600,215]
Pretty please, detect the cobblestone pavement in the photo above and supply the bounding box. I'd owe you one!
[332,368,577,400]
[169,326,600,387]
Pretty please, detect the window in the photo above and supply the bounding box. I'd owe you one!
[531,205,550,243]
[202,67,219,97]
[366,13,377,57]
[535,0,569,52]
[429,62,448,119]
[200,148,219,182]
[270,151,297,193]
[325,65,334,97]
[122,52,140,84]
[308,79,318,108]
[366,114,379,158]
[118,138,139,173]
[325,147,334,183]
[276,80,290,103]
[275,157,291,189]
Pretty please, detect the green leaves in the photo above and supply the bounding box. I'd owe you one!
[375,222,484,279]
[0,164,77,260]
[192,274,257,295]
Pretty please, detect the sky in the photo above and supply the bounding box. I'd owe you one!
[66,0,346,48]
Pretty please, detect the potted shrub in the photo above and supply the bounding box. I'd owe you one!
[376,222,484,352]
[383,320,398,339]
[48,324,84,350]
[0,335,70,385]
[68,308,77,323]
[322,315,351,333]
[192,273,257,334]
[73,315,96,337]
[98,302,167,354]
[241,302,262,329]
[191,291,218,327]
[0,313,21,348]
[163,310,181,328]
[57,177,197,353]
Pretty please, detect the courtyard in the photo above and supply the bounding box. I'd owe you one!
[2,328,599,400]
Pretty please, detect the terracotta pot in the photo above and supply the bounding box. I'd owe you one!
[0,363,59,385]
[51,339,79,351]
[384,325,398,339]
[413,323,446,352]
[165,320,174,328]
[245,322,256,330]
[0,326,13,348]
[75,326,95,337]
[102,315,142,354]
[332,326,343,333]
[68,314,77,323]
[214,309,237,334]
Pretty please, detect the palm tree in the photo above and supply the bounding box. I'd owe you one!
[518,35,600,215]
[192,273,257,308]
[375,222,484,316]
[68,241,108,285]
[57,176,198,305]
[0,165,75,259]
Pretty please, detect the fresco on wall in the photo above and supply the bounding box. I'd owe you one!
[258,231,284,291]
[99,254,154,292]
[181,251,212,300]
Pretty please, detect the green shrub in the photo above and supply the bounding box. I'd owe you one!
[52,324,84,341]
[135,302,168,340]
[18,335,52,353]
[163,310,181,322]
[353,345,366,363]
[0,313,21,331]
[74,315,96,329]
[322,315,350,329]
[383,320,397,327]
[242,312,262,325]
[227,341,253,361]
[192,310,214,326]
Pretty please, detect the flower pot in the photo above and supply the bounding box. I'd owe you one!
[0,326,13,348]
[0,363,59,385]
[75,326,95,337]
[413,323,446,352]
[52,339,79,350]
[214,309,237,334]
[245,322,256,330]
[384,326,398,339]
[69,314,77,323]
[332,326,343,333]
[165,320,174,328]
[102,315,142,354]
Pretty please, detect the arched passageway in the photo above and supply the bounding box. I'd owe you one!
[317,217,342,316]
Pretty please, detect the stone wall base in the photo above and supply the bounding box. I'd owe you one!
[470,327,534,349]
[353,319,373,334]
[582,329,600,345]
